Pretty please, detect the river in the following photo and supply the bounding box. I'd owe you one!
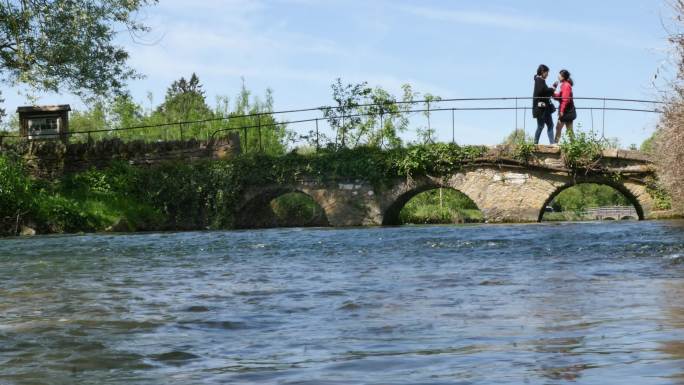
[1,221,684,384]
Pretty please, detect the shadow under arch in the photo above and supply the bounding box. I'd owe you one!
[234,187,329,229]
[382,183,482,225]
[537,179,645,222]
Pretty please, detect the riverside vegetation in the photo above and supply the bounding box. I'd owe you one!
[0,76,664,236]
[0,130,662,236]
[653,0,684,216]
[0,143,491,236]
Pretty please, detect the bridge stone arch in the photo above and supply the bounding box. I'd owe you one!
[236,180,382,228]
[537,177,651,221]
[234,186,330,229]
[233,149,656,228]
[380,176,482,225]
[378,166,655,224]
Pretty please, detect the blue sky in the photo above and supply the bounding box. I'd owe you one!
[2,0,674,145]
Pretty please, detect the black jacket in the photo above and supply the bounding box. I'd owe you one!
[532,75,555,118]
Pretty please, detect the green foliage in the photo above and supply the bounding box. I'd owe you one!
[70,102,108,135]
[501,129,535,163]
[0,0,157,99]
[0,154,33,232]
[32,194,94,233]
[0,143,491,235]
[219,84,287,155]
[323,78,372,148]
[550,183,630,214]
[0,90,5,123]
[399,188,483,224]
[59,78,287,152]
[270,193,327,227]
[0,155,163,236]
[513,140,536,163]
[640,132,657,154]
[156,73,213,122]
[416,93,442,144]
[502,129,532,146]
[645,177,672,210]
[393,143,487,178]
[559,130,604,171]
[322,79,432,149]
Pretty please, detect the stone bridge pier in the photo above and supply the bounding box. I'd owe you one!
[234,149,656,227]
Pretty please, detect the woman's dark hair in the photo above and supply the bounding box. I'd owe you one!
[536,64,550,77]
[559,69,574,86]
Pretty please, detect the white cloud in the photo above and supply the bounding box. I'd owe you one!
[395,3,660,50]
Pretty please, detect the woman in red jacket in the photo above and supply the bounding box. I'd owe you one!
[553,69,577,143]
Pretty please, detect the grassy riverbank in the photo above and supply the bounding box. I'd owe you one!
[0,143,490,236]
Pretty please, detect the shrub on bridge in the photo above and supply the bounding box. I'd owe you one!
[560,131,604,172]
[393,143,487,178]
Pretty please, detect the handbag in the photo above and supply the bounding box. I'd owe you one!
[560,106,577,122]
[548,102,556,114]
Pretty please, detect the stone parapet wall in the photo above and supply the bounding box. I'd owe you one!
[0,133,240,177]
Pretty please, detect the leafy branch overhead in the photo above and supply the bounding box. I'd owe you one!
[0,0,157,98]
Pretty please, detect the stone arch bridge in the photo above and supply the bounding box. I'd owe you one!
[235,147,657,227]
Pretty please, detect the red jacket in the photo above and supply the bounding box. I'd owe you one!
[554,81,574,114]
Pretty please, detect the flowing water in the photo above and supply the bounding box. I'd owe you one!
[2,221,684,384]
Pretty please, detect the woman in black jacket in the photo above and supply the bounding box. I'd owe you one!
[532,64,557,144]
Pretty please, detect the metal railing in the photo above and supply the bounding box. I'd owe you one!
[0,96,664,151]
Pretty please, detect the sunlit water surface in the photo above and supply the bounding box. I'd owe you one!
[2,221,684,384]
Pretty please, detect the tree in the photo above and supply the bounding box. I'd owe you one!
[640,131,656,154]
[323,79,420,149]
[0,0,157,120]
[417,93,442,144]
[323,78,372,148]
[351,85,415,148]
[655,0,684,214]
[0,91,5,124]
[111,94,143,130]
[211,79,287,154]
[69,101,108,140]
[157,73,213,121]
[501,129,532,145]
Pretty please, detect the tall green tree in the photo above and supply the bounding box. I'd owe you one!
[323,79,421,149]
[0,91,5,123]
[416,93,442,144]
[157,73,213,122]
[0,0,157,121]
[355,85,415,148]
[323,78,372,148]
[220,81,287,155]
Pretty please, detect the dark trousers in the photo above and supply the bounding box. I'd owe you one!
[534,109,554,144]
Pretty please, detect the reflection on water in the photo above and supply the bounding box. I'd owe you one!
[1,221,684,384]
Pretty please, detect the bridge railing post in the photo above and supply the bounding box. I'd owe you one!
[243,126,248,153]
[515,97,518,139]
[451,108,455,144]
[258,115,262,153]
[315,118,320,152]
[602,98,607,140]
